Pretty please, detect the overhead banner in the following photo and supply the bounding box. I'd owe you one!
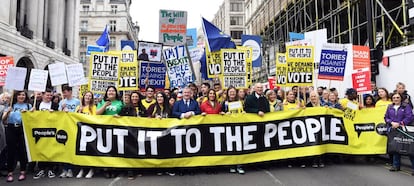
[0,56,14,86]
[89,52,120,94]
[117,51,138,91]
[139,62,166,90]
[275,53,287,87]
[137,41,163,62]
[221,48,248,88]
[22,107,387,168]
[285,46,314,87]
[318,43,348,81]
[163,45,194,88]
[159,9,187,46]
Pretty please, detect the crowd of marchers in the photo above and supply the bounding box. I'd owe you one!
[0,80,413,182]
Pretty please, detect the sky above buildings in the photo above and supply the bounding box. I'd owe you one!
[130,0,224,42]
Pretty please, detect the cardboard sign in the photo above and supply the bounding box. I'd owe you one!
[66,64,87,87]
[139,62,166,89]
[318,44,348,81]
[285,46,314,86]
[206,50,222,78]
[4,67,27,91]
[163,45,194,88]
[137,41,163,62]
[48,62,68,86]
[159,9,187,46]
[89,52,120,93]
[28,69,48,92]
[118,50,138,91]
[352,67,372,94]
[275,53,287,86]
[221,49,248,88]
[0,56,14,86]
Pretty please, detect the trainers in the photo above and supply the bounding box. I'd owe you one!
[48,170,56,178]
[389,167,400,171]
[166,172,176,176]
[6,173,13,182]
[319,163,325,168]
[85,169,94,179]
[18,172,26,181]
[287,164,293,168]
[76,169,84,178]
[300,164,306,168]
[156,172,163,176]
[59,170,67,178]
[66,169,73,178]
[127,171,135,180]
[312,163,318,168]
[236,167,245,174]
[33,170,45,179]
[229,168,236,173]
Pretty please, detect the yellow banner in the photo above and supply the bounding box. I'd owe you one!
[22,107,387,168]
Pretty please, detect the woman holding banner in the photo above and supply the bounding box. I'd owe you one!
[130,92,145,117]
[200,89,222,115]
[146,92,171,118]
[75,91,96,178]
[283,90,304,111]
[2,91,32,182]
[266,90,283,112]
[96,86,124,178]
[376,88,391,107]
[306,91,325,168]
[323,91,343,110]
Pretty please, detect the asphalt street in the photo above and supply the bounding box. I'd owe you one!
[1,159,413,186]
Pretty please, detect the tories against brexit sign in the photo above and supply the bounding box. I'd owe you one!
[139,62,166,89]
[163,45,194,88]
[89,52,120,93]
[286,46,314,86]
[221,49,247,88]
[318,44,348,80]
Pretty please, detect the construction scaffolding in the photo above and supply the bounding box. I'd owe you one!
[252,0,413,81]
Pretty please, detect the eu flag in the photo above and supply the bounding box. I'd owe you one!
[202,17,236,52]
[96,25,110,51]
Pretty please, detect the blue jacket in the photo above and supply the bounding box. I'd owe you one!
[172,99,201,118]
[384,103,414,128]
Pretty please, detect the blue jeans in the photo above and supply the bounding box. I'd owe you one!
[393,154,414,170]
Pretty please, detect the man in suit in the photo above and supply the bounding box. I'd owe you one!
[244,83,270,116]
[172,87,201,119]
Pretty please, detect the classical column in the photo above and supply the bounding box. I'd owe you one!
[57,0,66,50]
[36,0,45,42]
[72,0,81,59]
[43,0,49,40]
[48,0,59,48]
[26,0,38,38]
[0,0,11,26]
[65,0,75,53]
[9,0,17,28]
[19,0,26,27]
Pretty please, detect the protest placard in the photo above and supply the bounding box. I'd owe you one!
[117,50,138,91]
[139,62,166,90]
[352,45,370,70]
[318,44,348,81]
[237,46,253,86]
[275,53,287,86]
[159,9,187,46]
[163,45,194,88]
[28,69,48,92]
[4,67,26,91]
[137,41,163,62]
[66,63,87,87]
[206,49,222,78]
[79,84,89,97]
[221,48,248,88]
[89,52,120,93]
[48,62,68,86]
[0,56,14,86]
[285,46,314,86]
[352,67,372,94]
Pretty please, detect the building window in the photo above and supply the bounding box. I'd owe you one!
[230,31,243,39]
[80,36,87,47]
[230,3,243,12]
[110,37,116,48]
[82,5,89,12]
[109,20,116,32]
[80,20,88,31]
[80,52,87,63]
[111,5,118,14]
[230,16,243,25]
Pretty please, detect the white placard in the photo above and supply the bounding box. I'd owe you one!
[4,67,27,91]
[347,101,358,110]
[28,69,48,92]
[228,101,243,111]
[66,63,87,87]
[48,62,67,86]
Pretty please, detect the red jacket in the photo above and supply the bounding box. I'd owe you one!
[200,101,222,114]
